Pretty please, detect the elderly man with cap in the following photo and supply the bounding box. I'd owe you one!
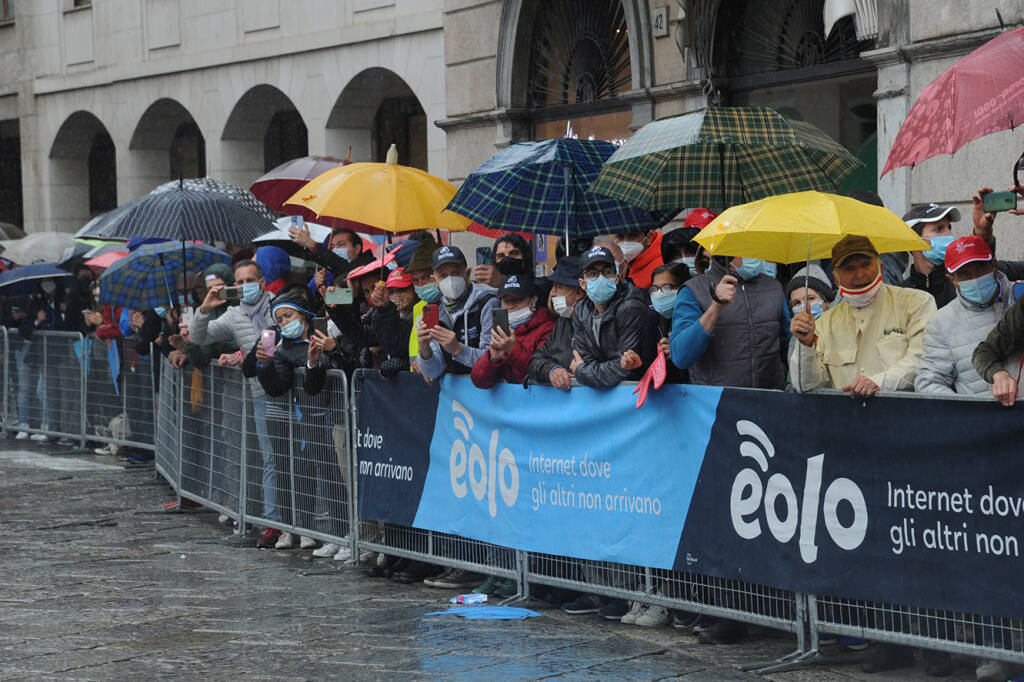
[528,256,584,390]
[471,275,555,388]
[568,245,647,388]
[416,245,499,379]
[791,235,936,397]
[917,236,1019,396]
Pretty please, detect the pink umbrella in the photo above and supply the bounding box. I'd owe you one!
[883,27,1024,174]
[85,251,129,272]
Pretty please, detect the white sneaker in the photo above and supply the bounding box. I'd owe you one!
[299,536,318,549]
[333,545,354,561]
[359,550,376,564]
[274,532,296,549]
[94,444,117,455]
[217,514,230,525]
[313,542,341,557]
[15,422,29,439]
[976,659,1011,681]
[621,600,646,625]
[30,433,49,442]
[635,605,670,627]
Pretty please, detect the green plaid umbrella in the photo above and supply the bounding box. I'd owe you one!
[589,106,863,212]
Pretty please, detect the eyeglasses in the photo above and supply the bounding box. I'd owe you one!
[648,284,679,295]
[583,267,616,280]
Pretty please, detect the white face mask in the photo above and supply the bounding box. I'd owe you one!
[507,306,532,328]
[552,295,574,318]
[618,241,644,263]
[438,275,467,301]
[839,274,883,308]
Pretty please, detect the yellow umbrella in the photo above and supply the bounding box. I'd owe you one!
[693,191,929,263]
[282,145,470,234]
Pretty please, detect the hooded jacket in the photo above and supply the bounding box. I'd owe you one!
[571,281,647,387]
[418,282,498,379]
[917,272,1018,396]
[256,246,291,294]
[471,307,555,388]
[625,231,664,291]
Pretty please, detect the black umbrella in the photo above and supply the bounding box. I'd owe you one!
[75,186,275,244]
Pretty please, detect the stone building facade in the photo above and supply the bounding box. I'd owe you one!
[1,1,1023,253]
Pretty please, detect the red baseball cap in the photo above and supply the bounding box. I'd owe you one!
[683,208,718,230]
[385,267,412,288]
[945,235,992,273]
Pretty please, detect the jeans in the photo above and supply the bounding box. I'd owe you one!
[253,396,283,522]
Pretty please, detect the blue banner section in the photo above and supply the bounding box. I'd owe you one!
[412,377,721,568]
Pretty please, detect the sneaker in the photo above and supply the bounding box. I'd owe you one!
[57,437,74,446]
[15,422,29,439]
[472,576,499,595]
[358,550,376,564]
[621,600,646,625]
[299,536,318,549]
[838,636,868,651]
[672,610,703,630]
[333,545,354,562]
[422,568,482,589]
[126,452,153,465]
[313,542,341,557]
[30,433,49,442]
[256,527,280,548]
[600,598,628,621]
[976,658,1011,681]
[94,444,117,455]
[274,532,296,549]
[563,594,602,615]
[635,605,670,627]
[217,514,231,525]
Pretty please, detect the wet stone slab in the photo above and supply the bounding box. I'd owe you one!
[0,443,976,681]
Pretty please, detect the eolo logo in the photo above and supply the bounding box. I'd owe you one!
[729,421,867,563]
[448,400,520,517]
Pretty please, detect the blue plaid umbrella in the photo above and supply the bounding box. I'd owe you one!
[98,242,229,311]
[445,138,679,243]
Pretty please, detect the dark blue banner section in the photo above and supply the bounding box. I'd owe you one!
[355,370,438,526]
[354,371,1024,618]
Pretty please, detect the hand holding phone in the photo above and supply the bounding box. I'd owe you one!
[476,246,493,266]
[312,317,329,336]
[324,288,353,305]
[491,307,510,335]
[983,190,1019,213]
[218,286,243,304]
[259,329,277,358]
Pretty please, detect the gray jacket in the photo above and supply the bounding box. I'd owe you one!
[683,260,788,389]
[916,272,1018,396]
[571,282,646,387]
[419,283,499,380]
[190,292,273,397]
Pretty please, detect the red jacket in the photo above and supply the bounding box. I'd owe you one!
[471,307,555,388]
[95,304,124,340]
[626,231,664,291]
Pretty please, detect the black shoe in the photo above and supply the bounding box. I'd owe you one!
[562,594,602,615]
[600,598,628,620]
[391,561,434,584]
[671,610,703,630]
[923,649,954,677]
[860,644,915,674]
[697,619,747,644]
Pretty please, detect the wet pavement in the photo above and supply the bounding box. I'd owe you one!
[0,443,976,680]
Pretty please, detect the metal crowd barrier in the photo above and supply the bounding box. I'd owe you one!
[6,338,1023,671]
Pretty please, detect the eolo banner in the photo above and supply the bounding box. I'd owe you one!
[355,371,1024,618]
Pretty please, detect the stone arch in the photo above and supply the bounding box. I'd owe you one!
[48,110,117,232]
[220,84,308,186]
[125,98,206,199]
[325,67,427,170]
[495,0,654,140]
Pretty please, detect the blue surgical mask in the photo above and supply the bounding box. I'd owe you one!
[651,290,678,318]
[673,256,698,277]
[793,301,826,320]
[923,235,955,266]
[154,306,166,318]
[586,275,617,304]
[957,272,999,305]
[332,247,350,262]
[762,262,778,278]
[733,257,763,281]
[241,282,262,304]
[279,318,305,339]
[414,282,440,304]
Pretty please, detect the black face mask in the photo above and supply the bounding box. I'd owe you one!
[496,257,527,277]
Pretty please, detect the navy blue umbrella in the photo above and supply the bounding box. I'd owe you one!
[0,263,69,298]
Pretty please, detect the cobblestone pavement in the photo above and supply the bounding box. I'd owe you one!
[0,444,976,680]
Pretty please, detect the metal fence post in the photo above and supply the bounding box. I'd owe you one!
[238,371,249,535]
[1,326,8,438]
[77,333,86,447]
[287,387,296,536]
[347,371,360,564]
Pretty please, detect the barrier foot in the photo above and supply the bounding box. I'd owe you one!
[746,647,867,674]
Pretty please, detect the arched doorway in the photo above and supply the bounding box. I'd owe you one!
[128,98,206,198]
[326,68,427,170]
[708,0,878,192]
[49,110,117,231]
[221,85,308,186]
[497,0,650,144]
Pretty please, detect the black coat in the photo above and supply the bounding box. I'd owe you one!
[571,283,647,387]
[527,315,573,385]
[640,308,687,384]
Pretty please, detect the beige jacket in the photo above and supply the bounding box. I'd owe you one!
[790,283,936,392]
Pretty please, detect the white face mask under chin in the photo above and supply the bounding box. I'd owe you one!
[438,275,467,300]
[839,274,883,308]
